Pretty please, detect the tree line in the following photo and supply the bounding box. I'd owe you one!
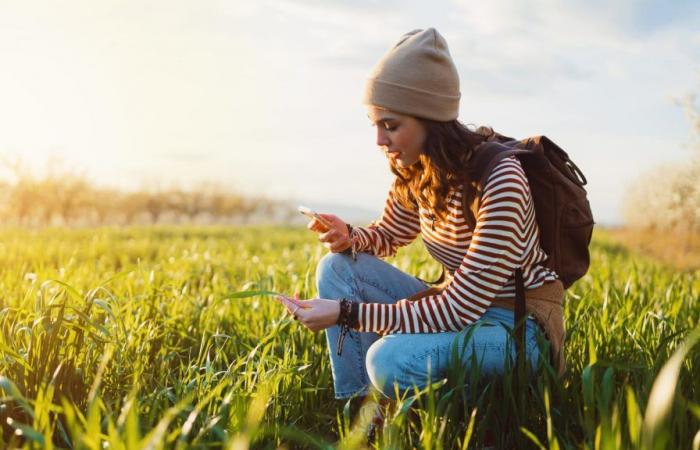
[0,164,295,226]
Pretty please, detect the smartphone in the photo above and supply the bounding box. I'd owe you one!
[298,205,332,228]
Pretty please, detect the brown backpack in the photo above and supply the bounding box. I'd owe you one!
[409,133,593,373]
[462,133,594,289]
[463,133,594,373]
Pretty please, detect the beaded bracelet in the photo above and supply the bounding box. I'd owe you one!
[336,298,358,356]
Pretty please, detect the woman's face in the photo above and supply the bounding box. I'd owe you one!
[367,105,427,168]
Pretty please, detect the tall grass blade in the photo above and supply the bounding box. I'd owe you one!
[642,326,700,450]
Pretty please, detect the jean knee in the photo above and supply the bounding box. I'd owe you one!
[366,339,401,398]
[316,252,353,296]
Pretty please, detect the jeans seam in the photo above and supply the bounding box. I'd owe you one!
[349,330,368,386]
[324,256,363,300]
[413,345,441,363]
[391,347,441,391]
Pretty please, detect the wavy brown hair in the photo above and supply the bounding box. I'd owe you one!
[390,120,494,222]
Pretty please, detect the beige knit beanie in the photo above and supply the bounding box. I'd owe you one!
[362,28,460,121]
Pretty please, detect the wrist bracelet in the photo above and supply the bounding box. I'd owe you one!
[342,224,357,261]
[336,298,351,325]
[336,298,358,356]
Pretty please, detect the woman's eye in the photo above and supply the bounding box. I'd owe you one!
[369,122,398,131]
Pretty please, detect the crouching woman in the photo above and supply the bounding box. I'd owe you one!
[277,28,564,403]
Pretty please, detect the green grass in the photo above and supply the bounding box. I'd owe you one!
[0,226,698,449]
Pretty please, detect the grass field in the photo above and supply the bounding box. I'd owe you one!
[0,226,698,449]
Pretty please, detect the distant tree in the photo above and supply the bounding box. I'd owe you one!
[119,191,147,225]
[623,81,700,233]
[678,91,700,153]
[86,188,119,224]
[145,190,168,224]
[207,185,230,218]
[53,175,92,225]
[180,186,207,221]
[9,178,41,225]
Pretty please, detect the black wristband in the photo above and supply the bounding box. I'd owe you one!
[336,298,357,356]
[336,298,349,325]
[336,298,359,328]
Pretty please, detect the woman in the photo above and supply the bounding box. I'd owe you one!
[277,28,563,404]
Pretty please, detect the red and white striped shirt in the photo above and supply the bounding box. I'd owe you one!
[351,156,558,334]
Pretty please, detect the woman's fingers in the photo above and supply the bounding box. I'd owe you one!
[288,297,310,308]
[277,298,312,326]
[307,220,320,232]
[275,298,328,332]
[291,301,314,324]
[275,296,331,331]
[318,213,338,227]
[276,295,297,310]
[307,218,329,233]
[319,229,339,243]
[277,295,312,311]
[275,295,296,314]
[306,214,346,242]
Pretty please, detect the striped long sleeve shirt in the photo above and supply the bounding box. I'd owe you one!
[350,156,558,334]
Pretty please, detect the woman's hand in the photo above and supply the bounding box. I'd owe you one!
[276,295,340,332]
[306,214,353,253]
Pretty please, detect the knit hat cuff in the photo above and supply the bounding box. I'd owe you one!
[362,78,460,122]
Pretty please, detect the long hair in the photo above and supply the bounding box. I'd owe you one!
[390,120,494,222]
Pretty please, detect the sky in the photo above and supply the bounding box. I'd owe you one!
[1,0,699,225]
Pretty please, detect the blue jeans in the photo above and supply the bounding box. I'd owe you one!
[318,252,544,399]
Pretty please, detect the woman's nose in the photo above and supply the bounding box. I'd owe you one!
[376,129,390,147]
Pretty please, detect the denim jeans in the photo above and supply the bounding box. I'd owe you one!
[317,252,544,399]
